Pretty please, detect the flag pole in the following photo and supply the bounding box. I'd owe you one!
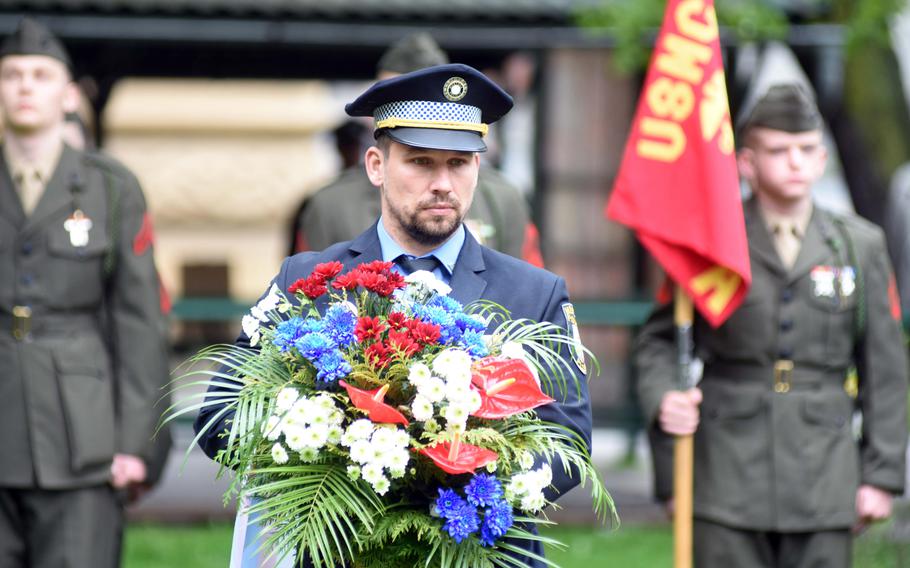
[673,286,695,568]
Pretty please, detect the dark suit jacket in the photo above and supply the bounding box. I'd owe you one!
[196,223,592,566]
[637,197,908,531]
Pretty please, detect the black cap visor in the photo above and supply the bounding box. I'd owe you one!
[382,127,487,153]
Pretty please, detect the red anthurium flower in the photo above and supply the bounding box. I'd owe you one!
[471,357,555,419]
[419,439,498,475]
[339,381,409,426]
[313,261,344,280]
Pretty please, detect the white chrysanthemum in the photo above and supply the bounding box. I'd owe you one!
[241,315,261,346]
[302,424,329,448]
[361,462,384,485]
[262,415,282,441]
[313,394,336,411]
[340,431,358,447]
[371,427,396,450]
[405,270,451,297]
[276,387,299,412]
[369,445,386,464]
[444,382,472,403]
[532,464,553,488]
[298,446,319,462]
[346,419,374,440]
[520,492,546,512]
[383,449,410,471]
[349,440,372,464]
[509,474,530,497]
[423,418,440,433]
[389,466,406,480]
[327,409,344,425]
[418,377,446,403]
[392,429,411,448]
[408,363,432,387]
[433,349,473,382]
[443,404,469,426]
[411,395,434,422]
[290,398,315,421]
[346,465,361,480]
[447,421,466,435]
[371,476,391,495]
[500,341,526,361]
[518,451,535,471]
[271,443,289,464]
[326,425,344,445]
[283,425,308,452]
[464,389,482,413]
[485,461,498,473]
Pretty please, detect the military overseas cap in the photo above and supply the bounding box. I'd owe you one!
[378,32,449,75]
[0,17,72,71]
[738,83,822,136]
[345,63,513,153]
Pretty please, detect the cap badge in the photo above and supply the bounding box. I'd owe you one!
[443,76,468,102]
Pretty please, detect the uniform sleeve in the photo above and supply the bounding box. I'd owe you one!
[193,257,294,461]
[533,277,593,501]
[106,170,170,461]
[634,300,681,502]
[856,230,909,493]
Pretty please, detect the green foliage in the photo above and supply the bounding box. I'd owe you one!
[576,0,787,73]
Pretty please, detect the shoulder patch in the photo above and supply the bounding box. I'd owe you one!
[561,303,587,374]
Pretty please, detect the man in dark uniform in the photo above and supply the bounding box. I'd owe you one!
[636,84,909,567]
[0,18,170,567]
[293,33,544,267]
[197,63,591,567]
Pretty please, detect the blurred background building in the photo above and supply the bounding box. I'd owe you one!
[2,0,907,522]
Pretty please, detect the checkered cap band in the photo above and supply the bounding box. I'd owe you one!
[374,100,482,126]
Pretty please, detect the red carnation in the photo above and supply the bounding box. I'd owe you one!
[313,261,344,281]
[355,316,387,342]
[288,278,307,295]
[411,321,441,345]
[299,276,328,299]
[387,311,408,330]
[359,260,394,274]
[387,330,421,357]
[332,270,361,290]
[364,342,392,368]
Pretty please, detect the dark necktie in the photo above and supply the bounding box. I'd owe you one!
[394,254,441,275]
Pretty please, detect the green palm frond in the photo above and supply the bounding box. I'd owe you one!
[244,463,386,567]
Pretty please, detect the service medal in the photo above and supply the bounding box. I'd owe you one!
[64,209,93,247]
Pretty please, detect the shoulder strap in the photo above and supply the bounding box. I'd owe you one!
[101,167,120,280]
[831,216,866,339]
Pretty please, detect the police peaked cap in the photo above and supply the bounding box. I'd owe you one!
[345,63,513,153]
[0,17,72,71]
[739,84,822,135]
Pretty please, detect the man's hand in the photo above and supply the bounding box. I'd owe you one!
[111,453,148,488]
[658,388,703,436]
[854,484,893,533]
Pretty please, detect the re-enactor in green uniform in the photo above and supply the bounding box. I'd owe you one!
[0,18,169,567]
[636,85,909,568]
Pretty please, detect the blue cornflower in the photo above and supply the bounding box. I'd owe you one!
[465,473,503,507]
[428,295,463,314]
[294,331,335,360]
[479,498,514,547]
[460,329,489,358]
[435,488,464,518]
[272,317,308,352]
[315,349,352,383]
[442,501,479,544]
[323,304,357,347]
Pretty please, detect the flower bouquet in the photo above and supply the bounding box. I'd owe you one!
[168,260,614,567]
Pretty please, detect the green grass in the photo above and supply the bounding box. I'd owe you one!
[123,521,909,568]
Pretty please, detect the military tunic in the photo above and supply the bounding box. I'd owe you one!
[0,144,169,489]
[295,165,540,264]
[636,197,908,532]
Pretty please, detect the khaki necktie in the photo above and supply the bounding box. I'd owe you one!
[15,167,44,216]
[773,221,801,269]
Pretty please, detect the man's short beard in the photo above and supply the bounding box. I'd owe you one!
[385,193,463,246]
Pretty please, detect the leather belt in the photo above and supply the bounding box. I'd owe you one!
[704,360,848,393]
[1,306,100,341]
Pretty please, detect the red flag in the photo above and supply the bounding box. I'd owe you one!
[606,0,751,327]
